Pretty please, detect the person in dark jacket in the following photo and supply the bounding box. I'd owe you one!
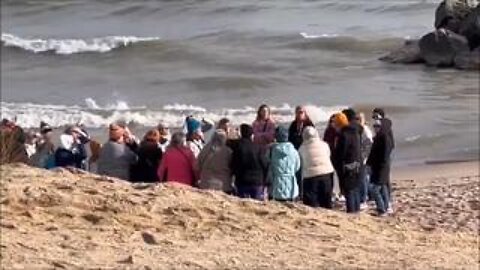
[367,120,394,216]
[131,129,163,183]
[231,124,269,201]
[332,113,363,213]
[323,114,337,154]
[288,105,314,150]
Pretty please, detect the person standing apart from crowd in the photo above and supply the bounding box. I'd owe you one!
[367,120,394,216]
[130,129,163,183]
[252,104,276,147]
[332,113,363,213]
[268,126,301,202]
[299,127,335,209]
[97,122,138,180]
[231,124,269,200]
[185,116,205,158]
[197,130,234,194]
[158,132,197,186]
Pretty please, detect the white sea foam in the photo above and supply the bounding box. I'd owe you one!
[300,32,339,39]
[0,98,345,129]
[1,33,160,54]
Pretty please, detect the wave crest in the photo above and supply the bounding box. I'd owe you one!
[1,33,160,54]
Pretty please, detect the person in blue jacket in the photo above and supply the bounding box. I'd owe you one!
[268,126,301,202]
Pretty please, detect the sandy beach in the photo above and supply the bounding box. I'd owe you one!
[0,161,478,269]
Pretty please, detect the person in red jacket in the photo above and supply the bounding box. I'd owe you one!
[157,132,197,186]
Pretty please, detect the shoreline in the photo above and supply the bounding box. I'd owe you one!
[392,160,479,183]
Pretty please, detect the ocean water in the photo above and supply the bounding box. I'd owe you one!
[1,0,479,165]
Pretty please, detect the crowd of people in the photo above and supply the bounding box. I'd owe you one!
[0,105,395,216]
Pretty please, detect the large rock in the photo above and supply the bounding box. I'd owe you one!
[459,5,480,49]
[435,0,479,32]
[379,40,423,64]
[419,29,470,67]
[454,47,480,69]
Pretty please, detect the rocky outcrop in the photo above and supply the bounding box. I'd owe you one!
[419,30,470,66]
[381,1,479,70]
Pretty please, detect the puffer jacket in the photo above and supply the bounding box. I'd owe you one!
[299,130,335,179]
[268,142,301,200]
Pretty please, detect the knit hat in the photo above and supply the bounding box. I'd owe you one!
[240,124,253,139]
[275,126,289,143]
[372,108,385,119]
[40,121,52,134]
[342,108,357,122]
[333,113,349,128]
[185,116,201,135]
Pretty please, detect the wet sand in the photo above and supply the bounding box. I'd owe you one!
[0,162,478,269]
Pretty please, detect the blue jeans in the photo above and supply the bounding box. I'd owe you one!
[369,183,390,214]
[236,185,265,201]
[358,166,370,204]
[345,188,361,213]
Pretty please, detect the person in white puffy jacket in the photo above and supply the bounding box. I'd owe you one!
[298,126,335,209]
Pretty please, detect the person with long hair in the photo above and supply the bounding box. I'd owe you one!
[252,104,276,146]
[288,105,314,150]
[130,129,163,182]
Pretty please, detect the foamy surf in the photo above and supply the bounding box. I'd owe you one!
[0,99,345,129]
[1,33,160,54]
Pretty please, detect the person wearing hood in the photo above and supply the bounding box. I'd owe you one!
[268,126,301,202]
[158,132,197,186]
[231,124,269,200]
[185,116,205,158]
[332,112,363,213]
[97,122,138,180]
[130,129,163,183]
[197,129,234,193]
[252,104,276,147]
[54,126,88,168]
[299,126,335,209]
[367,120,394,216]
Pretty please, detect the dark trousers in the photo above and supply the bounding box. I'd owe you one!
[236,185,265,201]
[345,187,361,213]
[302,174,333,209]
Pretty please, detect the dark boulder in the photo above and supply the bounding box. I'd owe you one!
[454,47,480,69]
[435,1,461,32]
[459,5,480,49]
[379,40,423,64]
[419,29,470,67]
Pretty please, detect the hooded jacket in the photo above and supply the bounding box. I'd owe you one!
[367,119,394,185]
[268,142,301,200]
[332,124,362,191]
[298,127,335,179]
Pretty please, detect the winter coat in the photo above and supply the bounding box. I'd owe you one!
[252,119,276,146]
[323,126,337,154]
[158,146,197,186]
[367,121,394,185]
[298,136,335,179]
[288,119,314,149]
[268,142,301,200]
[186,139,204,158]
[360,125,373,164]
[332,124,363,191]
[97,140,137,180]
[130,141,163,183]
[230,138,268,187]
[197,144,233,193]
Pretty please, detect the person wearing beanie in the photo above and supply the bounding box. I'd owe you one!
[332,112,363,213]
[184,116,205,158]
[299,127,335,209]
[267,126,301,201]
[230,124,269,200]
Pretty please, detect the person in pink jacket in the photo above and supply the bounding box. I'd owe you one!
[252,104,276,146]
[157,132,197,186]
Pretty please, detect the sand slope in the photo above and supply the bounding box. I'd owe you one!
[0,164,478,269]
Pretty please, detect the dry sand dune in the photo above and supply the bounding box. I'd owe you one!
[0,163,478,269]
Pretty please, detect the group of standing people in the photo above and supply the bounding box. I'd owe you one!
[0,104,395,216]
